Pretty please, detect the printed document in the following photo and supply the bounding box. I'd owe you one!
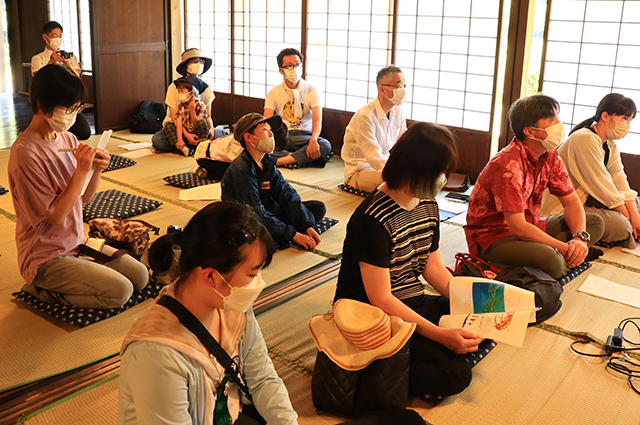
[439,276,537,347]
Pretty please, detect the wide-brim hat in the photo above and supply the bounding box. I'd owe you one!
[308,298,416,371]
[176,48,212,76]
[233,113,285,146]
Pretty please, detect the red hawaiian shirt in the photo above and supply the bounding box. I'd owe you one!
[464,138,575,255]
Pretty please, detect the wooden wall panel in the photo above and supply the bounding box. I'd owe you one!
[91,0,169,131]
[6,0,48,93]
[621,154,640,193]
[95,52,165,129]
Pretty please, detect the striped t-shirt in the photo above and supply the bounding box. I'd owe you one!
[335,189,440,303]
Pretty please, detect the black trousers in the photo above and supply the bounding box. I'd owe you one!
[196,158,231,181]
[402,294,473,397]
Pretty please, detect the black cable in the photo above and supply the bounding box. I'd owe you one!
[570,340,609,357]
[606,357,640,395]
[618,318,640,346]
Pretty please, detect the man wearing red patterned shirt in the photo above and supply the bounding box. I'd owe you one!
[464,94,604,279]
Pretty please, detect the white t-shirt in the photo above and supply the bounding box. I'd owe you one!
[163,82,214,126]
[341,98,407,183]
[264,79,321,132]
[31,48,81,77]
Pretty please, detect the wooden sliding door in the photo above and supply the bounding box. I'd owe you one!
[90,0,170,132]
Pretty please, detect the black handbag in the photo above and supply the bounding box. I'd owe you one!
[311,341,411,419]
[453,253,563,323]
[157,295,266,425]
[129,101,166,133]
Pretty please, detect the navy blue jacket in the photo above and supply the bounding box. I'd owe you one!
[221,150,316,245]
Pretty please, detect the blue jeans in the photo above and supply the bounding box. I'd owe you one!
[271,130,332,165]
[152,125,229,153]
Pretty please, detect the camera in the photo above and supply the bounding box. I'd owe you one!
[59,50,72,60]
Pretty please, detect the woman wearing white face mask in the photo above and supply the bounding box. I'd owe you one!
[335,123,485,399]
[8,65,149,309]
[119,201,298,425]
[541,93,639,247]
[152,48,229,154]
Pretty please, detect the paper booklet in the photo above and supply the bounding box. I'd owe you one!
[81,129,113,195]
[438,276,538,348]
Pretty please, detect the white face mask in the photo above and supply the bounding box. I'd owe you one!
[187,62,204,76]
[388,87,407,106]
[250,134,275,154]
[47,36,62,50]
[529,121,565,150]
[284,66,302,84]
[212,271,266,312]
[178,93,191,103]
[606,119,630,140]
[48,108,77,133]
[415,174,447,200]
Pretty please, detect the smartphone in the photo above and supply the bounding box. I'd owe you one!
[445,192,470,202]
[523,266,558,284]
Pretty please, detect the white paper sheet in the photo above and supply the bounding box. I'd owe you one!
[179,183,222,201]
[439,310,533,347]
[81,129,112,195]
[118,142,153,151]
[621,245,640,258]
[577,274,640,309]
[436,196,468,214]
[121,149,154,159]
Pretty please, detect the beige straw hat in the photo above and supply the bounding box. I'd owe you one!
[308,298,416,371]
[176,48,212,76]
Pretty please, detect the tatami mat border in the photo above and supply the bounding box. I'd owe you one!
[0,206,15,221]
[593,257,640,274]
[23,375,118,423]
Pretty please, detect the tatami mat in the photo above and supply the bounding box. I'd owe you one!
[258,279,336,364]
[439,222,467,270]
[0,292,152,391]
[412,327,640,425]
[599,246,640,270]
[19,358,343,425]
[290,183,362,256]
[111,130,155,144]
[262,249,328,287]
[544,262,640,341]
[279,157,351,195]
[24,376,119,425]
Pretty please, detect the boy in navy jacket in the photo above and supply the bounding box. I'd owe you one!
[221,113,326,249]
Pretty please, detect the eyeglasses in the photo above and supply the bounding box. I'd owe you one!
[65,103,85,115]
[190,59,205,65]
[280,63,302,70]
[381,84,408,90]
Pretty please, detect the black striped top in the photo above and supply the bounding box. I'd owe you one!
[335,190,440,303]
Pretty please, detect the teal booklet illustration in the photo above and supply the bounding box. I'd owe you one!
[438,276,538,347]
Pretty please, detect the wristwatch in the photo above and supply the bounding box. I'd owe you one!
[572,230,590,243]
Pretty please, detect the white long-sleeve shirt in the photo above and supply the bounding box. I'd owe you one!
[341,98,407,183]
[31,48,81,77]
[541,127,637,216]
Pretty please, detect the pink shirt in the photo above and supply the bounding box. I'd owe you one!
[464,138,574,256]
[8,131,85,283]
